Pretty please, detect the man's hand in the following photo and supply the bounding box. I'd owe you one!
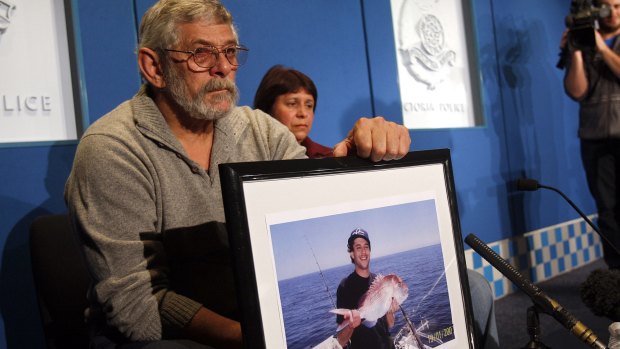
[345,309,362,329]
[183,306,242,348]
[332,117,411,161]
[390,298,400,313]
[594,30,620,79]
[563,28,588,100]
[337,309,362,346]
[386,299,399,328]
[595,30,608,53]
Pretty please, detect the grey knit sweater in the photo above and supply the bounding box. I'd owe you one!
[64,88,306,341]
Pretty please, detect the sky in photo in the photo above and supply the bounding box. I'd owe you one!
[270,199,441,280]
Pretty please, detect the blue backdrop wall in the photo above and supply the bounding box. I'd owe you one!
[0,0,590,347]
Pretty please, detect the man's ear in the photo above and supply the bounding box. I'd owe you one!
[138,47,166,89]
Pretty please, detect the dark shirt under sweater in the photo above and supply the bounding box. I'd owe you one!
[336,272,391,349]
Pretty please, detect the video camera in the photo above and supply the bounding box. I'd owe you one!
[557,0,611,69]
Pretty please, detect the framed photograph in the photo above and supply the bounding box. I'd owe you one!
[387,0,483,129]
[220,149,476,349]
[0,0,85,146]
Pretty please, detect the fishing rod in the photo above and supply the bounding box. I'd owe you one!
[399,303,426,349]
[304,234,336,309]
[395,258,456,348]
[410,257,454,316]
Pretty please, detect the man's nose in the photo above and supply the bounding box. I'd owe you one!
[210,52,234,77]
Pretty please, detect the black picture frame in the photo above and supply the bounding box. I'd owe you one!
[219,149,476,349]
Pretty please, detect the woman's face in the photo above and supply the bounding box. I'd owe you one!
[270,88,315,143]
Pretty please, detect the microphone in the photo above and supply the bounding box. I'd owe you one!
[516,178,620,255]
[515,178,540,191]
[465,233,608,349]
[581,268,620,322]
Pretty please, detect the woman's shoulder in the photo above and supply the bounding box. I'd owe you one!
[302,137,333,158]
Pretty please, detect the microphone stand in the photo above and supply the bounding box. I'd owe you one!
[516,178,620,256]
[537,184,601,236]
[465,234,608,349]
[522,305,551,349]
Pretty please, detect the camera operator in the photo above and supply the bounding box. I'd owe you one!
[561,0,620,271]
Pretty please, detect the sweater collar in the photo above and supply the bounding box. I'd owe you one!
[131,85,249,168]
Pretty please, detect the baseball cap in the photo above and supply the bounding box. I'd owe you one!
[347,228,371,250]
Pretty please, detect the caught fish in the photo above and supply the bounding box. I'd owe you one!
[331,273,409,331]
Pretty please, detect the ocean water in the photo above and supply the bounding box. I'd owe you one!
[277,243,455,348]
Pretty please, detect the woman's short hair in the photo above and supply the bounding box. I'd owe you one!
[253,65,318,114]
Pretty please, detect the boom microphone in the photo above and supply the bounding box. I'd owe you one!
[465,233,608,349]
[516,178,620,255]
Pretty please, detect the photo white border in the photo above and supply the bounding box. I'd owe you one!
[241,163,470,348]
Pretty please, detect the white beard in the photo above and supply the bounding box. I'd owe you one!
[164,67,240,121]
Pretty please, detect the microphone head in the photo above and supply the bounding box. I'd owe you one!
[581,268,620,321]
[516,178,540,191]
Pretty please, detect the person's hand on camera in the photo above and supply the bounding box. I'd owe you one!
[595,30,612,54]
[560,29,570,50]
[560,28,586,64]
[560,29,584,55]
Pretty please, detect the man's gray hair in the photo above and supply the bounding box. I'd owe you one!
[138,0,237,50]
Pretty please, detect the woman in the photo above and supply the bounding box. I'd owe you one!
[254,65,333,158]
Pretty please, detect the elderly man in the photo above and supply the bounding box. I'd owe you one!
[64,0,410,348]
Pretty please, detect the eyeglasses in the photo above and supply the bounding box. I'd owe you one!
[162,45,249,69]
